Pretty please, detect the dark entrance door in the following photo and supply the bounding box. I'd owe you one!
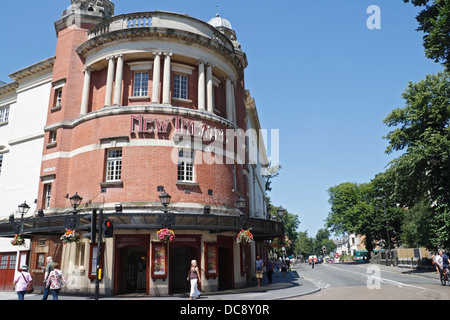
[115,235,149,295]
[168,235,201,295]
[218,246,233,290]
[217,236,234,290]
[169,246,196,294]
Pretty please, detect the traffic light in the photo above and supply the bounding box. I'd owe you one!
[322,246,326,254]
[104,219,114,238]
[83,209,97,243]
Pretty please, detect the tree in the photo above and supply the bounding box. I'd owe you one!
[267,197,300,256]
[403,0,450,69]
[326,181,404,255]
[264,163,281,192]
[383,71,450,248]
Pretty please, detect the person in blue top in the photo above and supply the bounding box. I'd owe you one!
[255,255,264,287]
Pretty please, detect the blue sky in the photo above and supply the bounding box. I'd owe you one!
[0,1,443,237]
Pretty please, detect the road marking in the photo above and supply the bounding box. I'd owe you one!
[324,264,428,290]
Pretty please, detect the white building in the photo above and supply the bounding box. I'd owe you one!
[0,57,54,290]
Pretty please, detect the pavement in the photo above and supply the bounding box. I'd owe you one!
[0,262,441,301]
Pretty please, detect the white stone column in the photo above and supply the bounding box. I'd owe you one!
[80,66,91,115]
[206,63,213,113]
[104,56,115,107]
[113,54,124,106]
[162,52,172,104]
[225,77,233,121]
[152,52,161,104]
[197,61,206,110]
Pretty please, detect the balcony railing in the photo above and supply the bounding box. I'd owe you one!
[87,11,234,52]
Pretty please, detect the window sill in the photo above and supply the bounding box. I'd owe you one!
[176,180,199,187]
[173,98,192,103]
[46,142,57,149]
[50,105,61,112]
[0,121,8,127]
[100,181,123,187]
[128,96,150,101]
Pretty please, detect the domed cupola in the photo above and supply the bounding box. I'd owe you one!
[208,13,233,30]
[208,13,242,52]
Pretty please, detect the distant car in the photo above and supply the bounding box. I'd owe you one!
[308,255,318,264]
[325,257,334,263]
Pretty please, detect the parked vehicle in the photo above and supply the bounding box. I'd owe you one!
[308,255,318,264]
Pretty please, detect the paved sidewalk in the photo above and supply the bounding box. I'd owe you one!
[1,263,439,301]
[0,264,319,301]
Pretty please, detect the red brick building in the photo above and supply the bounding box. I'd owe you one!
[0,0,282,296]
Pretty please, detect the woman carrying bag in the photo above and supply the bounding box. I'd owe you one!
[13,265,33,300]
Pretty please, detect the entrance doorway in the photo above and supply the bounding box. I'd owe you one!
[121,248,147,293]
[115,235,149,295]
[218,247,233,290]
[168,235,201,294]
[169,246,196,294]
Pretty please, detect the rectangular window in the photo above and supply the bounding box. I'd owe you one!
[173,74,188,100]
[45,184,52,209]
[133,72,149,97]
[55,88,63,108]
[106,149,122,182]
[0,154,3,176]
[177,149,194,182]
[0,105,9,123]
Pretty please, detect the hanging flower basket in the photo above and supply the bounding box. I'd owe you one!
[156,228,175,244]
[271,235,292,250]
[236,229,253,245]
[11,234,25,246]
[60,229,81,244]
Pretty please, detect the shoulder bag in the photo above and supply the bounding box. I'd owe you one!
[21,272,34,294]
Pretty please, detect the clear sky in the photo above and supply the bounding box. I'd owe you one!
[0,1,443,237]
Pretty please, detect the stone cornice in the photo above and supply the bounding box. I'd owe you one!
[0,81,19,97]
[8,57,55,82]
[44,105,238,132]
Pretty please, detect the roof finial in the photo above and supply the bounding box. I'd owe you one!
[216,5,220,17]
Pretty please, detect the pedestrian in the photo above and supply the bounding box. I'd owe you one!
[255,255,264,287]
[46,263,67,300]
[432,252,440,275]
[311,257,315,270]
[266,258,274,284]
[274,258,279,277]
[281,259,287,276]
[42,256,55,300]
[187,259,201,300]
[13,265,33,300]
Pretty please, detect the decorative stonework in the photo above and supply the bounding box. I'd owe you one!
[63,0,114,19]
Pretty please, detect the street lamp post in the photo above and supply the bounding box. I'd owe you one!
[158,191,172,228]
[17,201,30,234]
[69,192,83,214]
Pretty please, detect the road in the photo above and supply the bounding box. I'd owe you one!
[290,262,450,300]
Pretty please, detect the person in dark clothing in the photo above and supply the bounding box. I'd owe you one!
[266,259,274,284]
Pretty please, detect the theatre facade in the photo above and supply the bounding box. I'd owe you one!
[0,0,283,296]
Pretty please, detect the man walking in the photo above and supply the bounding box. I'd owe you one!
[42,256,55,300]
